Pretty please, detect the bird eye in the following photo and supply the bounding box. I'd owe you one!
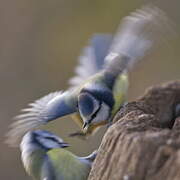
[91,102,102,119]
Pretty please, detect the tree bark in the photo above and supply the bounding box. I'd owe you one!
[88,81,180,180]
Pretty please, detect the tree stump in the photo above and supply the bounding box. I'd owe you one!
[88,81,180,180]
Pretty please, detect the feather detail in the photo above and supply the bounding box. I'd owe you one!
[69,34,112,88]
[5,91,66,147]
[104,5,175,76]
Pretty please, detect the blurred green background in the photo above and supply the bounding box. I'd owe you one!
[0,0,180,179]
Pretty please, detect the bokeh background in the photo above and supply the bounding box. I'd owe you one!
[0,0,180,179]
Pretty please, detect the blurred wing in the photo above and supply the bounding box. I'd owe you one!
[6,91,77,147]
[104,5,175,75]
[69,34,113,88]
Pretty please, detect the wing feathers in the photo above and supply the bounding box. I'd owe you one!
[6,91,67,147]
[104,5,175,75]
[69,34,112,88]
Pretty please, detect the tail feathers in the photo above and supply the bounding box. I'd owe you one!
[104,5,175,75]
[5,91,65,147]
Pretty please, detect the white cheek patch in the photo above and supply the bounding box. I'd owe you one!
[92,103,110,124]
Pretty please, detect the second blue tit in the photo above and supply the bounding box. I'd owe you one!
[6,5,174,146]
[20,130,97,180]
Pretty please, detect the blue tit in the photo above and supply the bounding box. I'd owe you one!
[20,130,97,180]
[6,5,174,146]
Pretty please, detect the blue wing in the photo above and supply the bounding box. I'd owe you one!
[69,34,113,88]
[6,91,77,147]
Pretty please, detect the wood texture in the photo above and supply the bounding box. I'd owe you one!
[89,81,180,180]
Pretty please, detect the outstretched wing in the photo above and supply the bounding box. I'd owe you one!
[104,5,175,76]
[69,34,113,88]
[6,91,77,147]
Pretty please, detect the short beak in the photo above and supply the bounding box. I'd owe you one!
[61,142,70,148]
[83,121,89,130]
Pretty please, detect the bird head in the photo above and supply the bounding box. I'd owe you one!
[78,84,114,130]
[21,130,69,152]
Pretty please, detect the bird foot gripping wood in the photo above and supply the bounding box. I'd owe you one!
[88,80,180,180]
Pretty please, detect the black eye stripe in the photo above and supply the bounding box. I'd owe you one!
[44,137,57,141]
[89,102,102,123]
